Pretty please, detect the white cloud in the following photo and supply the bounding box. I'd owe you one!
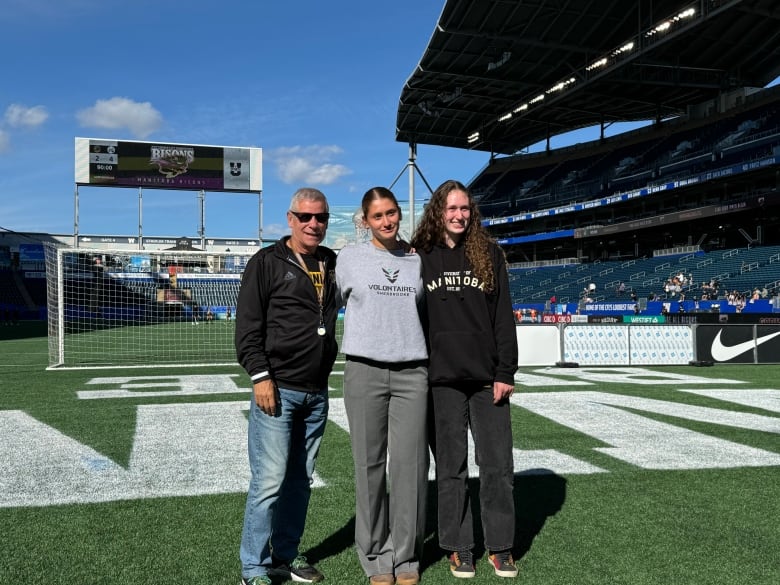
[262,223,290,240]
[76,97,163,139]
[270,145,351,185]
[0,129,9,152]
[5,104,49,128]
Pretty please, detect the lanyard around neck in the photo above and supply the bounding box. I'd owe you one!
[292,251,327,332]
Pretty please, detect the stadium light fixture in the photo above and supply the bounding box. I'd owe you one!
[479,3,699,136]
[546,77,576,94]
[646,7,696,37]
[611,41,635,57]
[586,57,608,72]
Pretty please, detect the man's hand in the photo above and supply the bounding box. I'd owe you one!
[493,381,514,404]
[253,379,279,416]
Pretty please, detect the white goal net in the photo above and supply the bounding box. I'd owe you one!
[44,246,254,369]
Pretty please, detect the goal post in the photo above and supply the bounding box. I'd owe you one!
[44,245,253,369]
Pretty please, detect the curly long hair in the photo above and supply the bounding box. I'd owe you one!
[412,179,497,293]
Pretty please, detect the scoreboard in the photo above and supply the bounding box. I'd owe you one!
[75,137,262,193]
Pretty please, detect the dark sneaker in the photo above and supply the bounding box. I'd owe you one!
[449,550,475,578]
[270,555,324,583]
[241,576,272,585]
[487,550,518,578]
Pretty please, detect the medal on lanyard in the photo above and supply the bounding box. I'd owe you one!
[294,250,327,336]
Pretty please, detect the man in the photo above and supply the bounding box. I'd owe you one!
[235,188,338,585]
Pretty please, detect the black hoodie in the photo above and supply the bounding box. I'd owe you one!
[235,237,338,392]
[419,241,518,385]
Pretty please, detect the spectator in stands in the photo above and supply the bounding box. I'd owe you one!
[411,179,518,579]
[617,281,626,296]
[235,187,338,585]
[335,187,428,585]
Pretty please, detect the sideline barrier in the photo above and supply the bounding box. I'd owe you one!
[515,323,780,366]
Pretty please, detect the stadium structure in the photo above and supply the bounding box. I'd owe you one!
[397,0,780,316]
[2,0,780,368]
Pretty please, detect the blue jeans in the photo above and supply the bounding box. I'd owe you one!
[240,387,329,579]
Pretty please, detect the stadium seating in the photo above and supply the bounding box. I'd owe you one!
[480,92,779,259]
[509,244,780,306]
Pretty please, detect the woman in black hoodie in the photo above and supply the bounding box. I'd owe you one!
[412,180,518,579]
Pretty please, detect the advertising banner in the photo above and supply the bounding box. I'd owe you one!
[629,325,693,365]
[695,325,757,364]
[755,326,780,364]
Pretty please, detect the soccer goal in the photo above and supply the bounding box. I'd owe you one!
[44,245,254,369]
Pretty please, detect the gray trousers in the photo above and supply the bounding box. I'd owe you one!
[344,356,429,577]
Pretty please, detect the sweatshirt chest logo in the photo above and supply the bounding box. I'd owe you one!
[367,266,416,296]
[382,267,399,283]
[426,269,485,292]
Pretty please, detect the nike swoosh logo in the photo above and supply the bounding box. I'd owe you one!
[710,329,780,361]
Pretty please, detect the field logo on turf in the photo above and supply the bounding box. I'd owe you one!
[1,368,778,508]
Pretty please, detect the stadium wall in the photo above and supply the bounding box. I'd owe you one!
[518,323,780,366]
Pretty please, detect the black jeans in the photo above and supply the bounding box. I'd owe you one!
[431,382,515,553]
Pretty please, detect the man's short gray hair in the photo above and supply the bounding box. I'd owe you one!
[290,188,329,211]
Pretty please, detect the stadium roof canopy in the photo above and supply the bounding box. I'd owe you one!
[396,0,780,155]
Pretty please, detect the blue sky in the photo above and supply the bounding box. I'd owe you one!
[2,1,775,243]
[0,0,493,241]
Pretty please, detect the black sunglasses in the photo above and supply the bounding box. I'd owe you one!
[289,210,330,223]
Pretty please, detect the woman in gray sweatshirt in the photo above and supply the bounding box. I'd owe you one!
[335,187,428,585]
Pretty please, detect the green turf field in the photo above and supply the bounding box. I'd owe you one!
[1,322,778,585]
